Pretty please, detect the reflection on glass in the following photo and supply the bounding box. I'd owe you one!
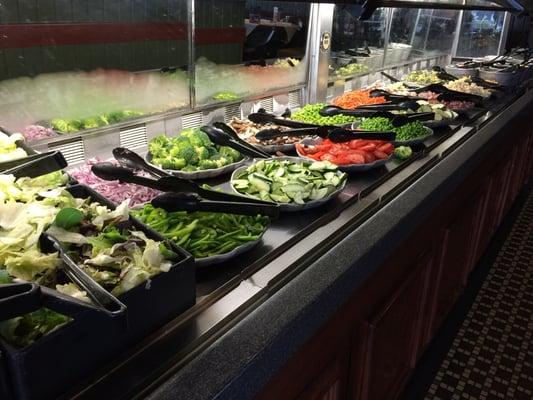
[0,1,190,134]
[410,10,460,56]
[456,11,505,57]
[330,6,386,78]
[194,0,310,105]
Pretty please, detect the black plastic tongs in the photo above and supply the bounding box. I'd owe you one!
[410,83,484,104]
[0,150,67,177]
[200,124,270,159]
[431,66,504,91]
[111,147,274,205]
[319,105,434,127]
[255,126,396,142]
[91,163,280,218]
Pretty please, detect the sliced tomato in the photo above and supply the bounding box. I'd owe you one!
[359,144,377,152]
[377,143,394,155]
[320,153,338,163]
[346,153,365,164]
[373,150,389,160]
[362,151,376,163]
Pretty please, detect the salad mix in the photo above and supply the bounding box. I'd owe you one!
[0,132,27,164]
[0,172,177,347]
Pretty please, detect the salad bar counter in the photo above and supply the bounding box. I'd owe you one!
[1,1,533,398]
[1,70,531,400]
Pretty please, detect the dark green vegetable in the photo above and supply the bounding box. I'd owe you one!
[0,308,71,348]
[131,204,269,258]
[53,208,84,230]
[394,146,413,160]
[358,117,428,141]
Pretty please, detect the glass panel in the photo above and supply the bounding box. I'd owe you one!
[410,9,460,57]
[456,11,506,57]
[0,1,191,137]
[385,8,419,66]
[194,0,310,106]
[382,0,509,6]
[330,6,387,79]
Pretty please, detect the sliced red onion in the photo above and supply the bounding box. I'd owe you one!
[21,125,55,141]
[69,158,160,206]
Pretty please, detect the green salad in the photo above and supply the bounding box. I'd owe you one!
[148,128,243,172]
[0,172,178,347]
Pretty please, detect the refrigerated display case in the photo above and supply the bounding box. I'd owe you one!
[0,1,532,400]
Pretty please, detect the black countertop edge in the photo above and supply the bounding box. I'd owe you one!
[144,91,533,400]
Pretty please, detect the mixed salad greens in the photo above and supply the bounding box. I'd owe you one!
[0,172,178,347]
[51,110,143,134]
[132,204,269,259]
[231,159,346,205]
[0,132,27,164]
[148,128,243,172]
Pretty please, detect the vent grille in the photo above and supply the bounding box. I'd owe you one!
[48,138,85,166]
[181,112,203,129]
[288,90,301,108]
[224,104,241,122]
[259,97,274,113]
[119,125,147,149]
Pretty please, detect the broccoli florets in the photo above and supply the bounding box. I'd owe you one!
[213,156,231,168]
[195,146,210,161]
[181,128,212,148]
[176,145,199,165]
[198,159,218,169]
[219,146,242,162]
[394,146,413,160]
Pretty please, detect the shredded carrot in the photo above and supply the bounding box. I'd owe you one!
[332,89,387,109]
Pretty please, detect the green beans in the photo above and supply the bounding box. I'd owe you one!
[131,204,269,258]
[291,103,358,126]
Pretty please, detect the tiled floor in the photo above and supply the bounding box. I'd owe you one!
[425,190,533,400]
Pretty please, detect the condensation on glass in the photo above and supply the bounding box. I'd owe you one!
[0,1,191,132]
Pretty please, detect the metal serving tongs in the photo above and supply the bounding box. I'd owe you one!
[200,125,271,159]
[112,147,274,205]
[38,232,128,322]
[0,150,67,177]
[91,163,280,219]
